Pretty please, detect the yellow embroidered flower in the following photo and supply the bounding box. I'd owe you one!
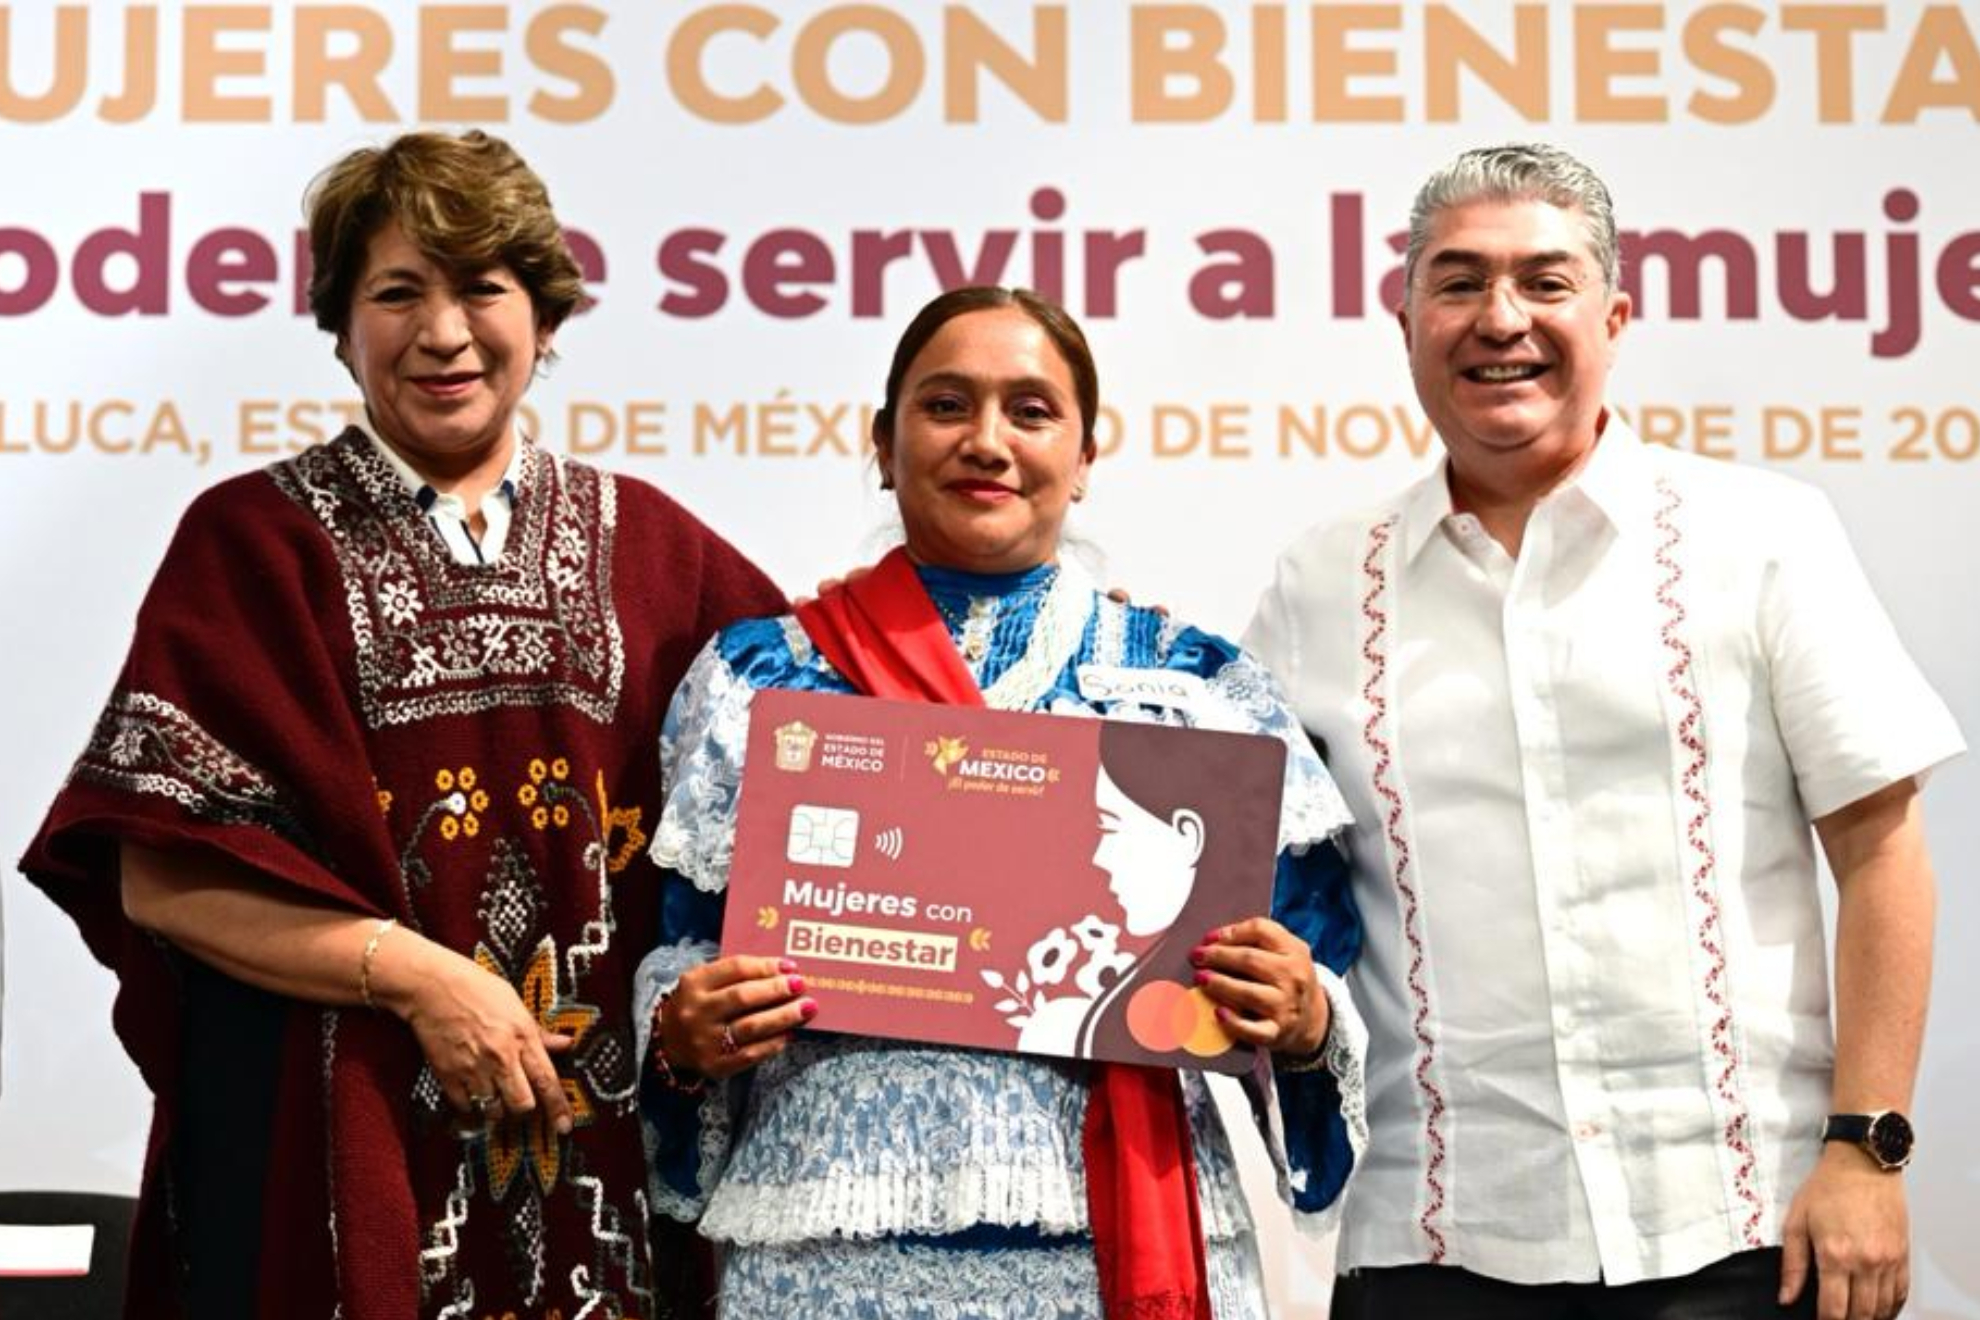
[550,756,570,780]
[375,789,393,815]
[551,804,569,828]
[518,783,538,807]
[528,758,548,783]
[421,768,483,840]
[531,806,549,831]
[594,770,648,875]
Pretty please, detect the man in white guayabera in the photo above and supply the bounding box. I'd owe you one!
[1245,142,1963,1320]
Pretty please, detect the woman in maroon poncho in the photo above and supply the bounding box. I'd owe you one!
[18,130,784,1318]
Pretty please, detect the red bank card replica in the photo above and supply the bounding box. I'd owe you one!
[721,689,1287,1075]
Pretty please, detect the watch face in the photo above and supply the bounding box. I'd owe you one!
[1868,1111,1915,1168]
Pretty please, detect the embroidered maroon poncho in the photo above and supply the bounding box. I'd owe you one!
[20,428,785,1319]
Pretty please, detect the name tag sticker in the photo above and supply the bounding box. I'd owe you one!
[1076,665,1208,711]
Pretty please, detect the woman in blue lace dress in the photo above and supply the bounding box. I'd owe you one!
[636,287,1365,1319]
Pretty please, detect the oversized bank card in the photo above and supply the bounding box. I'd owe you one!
[721,688,1287,1074]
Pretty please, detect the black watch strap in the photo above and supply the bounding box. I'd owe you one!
[1822,1110,1914,1171]
[1822,1113,1873,1143]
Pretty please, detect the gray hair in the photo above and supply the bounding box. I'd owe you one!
[1403,143,1620,293]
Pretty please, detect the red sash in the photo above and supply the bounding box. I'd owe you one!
[796,548,1212,1320]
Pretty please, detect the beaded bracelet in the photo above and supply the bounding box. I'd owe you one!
[358,917,398,1010]
[1275,1037,1331,1074]
[1274,1006,1335,1075]
[650,991,706,1095]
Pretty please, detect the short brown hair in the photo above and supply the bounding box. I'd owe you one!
[875,286,1100,455]
[305,129,586,340]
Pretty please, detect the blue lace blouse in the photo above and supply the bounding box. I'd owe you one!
[635,562,1366,1252]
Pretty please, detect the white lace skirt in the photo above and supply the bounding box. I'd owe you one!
[716,1228,1269,1319]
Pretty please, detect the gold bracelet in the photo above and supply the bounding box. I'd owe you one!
[359,917,399,1010]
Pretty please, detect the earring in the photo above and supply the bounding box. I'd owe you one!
[879,472,896,492]
[1072,482,1087,502]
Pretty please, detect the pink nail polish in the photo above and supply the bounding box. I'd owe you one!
[778,957,798,974]
[787,974,806,995]
[1215,1006,1233,1023]
[1204,926,1224,944]
[1189,945,1208,965]
[799,998,819,1020]
[1193,969,1211,986]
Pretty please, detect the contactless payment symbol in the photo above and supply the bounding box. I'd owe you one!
[787,804,859,868]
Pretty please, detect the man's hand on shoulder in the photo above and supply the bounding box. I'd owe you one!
[794,566,869,609]
[1103,586,1168,617]
[1779,1143,1909,1320]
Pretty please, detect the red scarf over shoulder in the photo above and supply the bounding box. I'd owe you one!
[795,548,1212,1320]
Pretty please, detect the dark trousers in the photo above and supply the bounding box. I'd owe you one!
[174,964,284,1319]
[1331,1248,1818,1320]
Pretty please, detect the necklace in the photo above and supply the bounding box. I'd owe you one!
[933,592,999,665]
[923,562,1095,709]
[981,561,1093,712]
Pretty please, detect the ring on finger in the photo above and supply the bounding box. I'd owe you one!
[719,1022,741,1056]
[467,1091,497,1116]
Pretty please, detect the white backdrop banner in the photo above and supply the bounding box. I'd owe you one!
[2,4,1975,1315]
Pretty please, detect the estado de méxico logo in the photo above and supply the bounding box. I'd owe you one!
[928,737,1061,791]
[774,720,818,773]
[927,736,968,776]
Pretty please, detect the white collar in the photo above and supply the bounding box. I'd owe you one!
[357,419,527,514]
[1399,410,1651,562]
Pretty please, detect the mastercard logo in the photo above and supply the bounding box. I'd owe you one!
[1125,980,1233,1057]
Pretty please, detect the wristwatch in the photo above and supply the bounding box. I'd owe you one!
[1821,1110,1914,1171]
